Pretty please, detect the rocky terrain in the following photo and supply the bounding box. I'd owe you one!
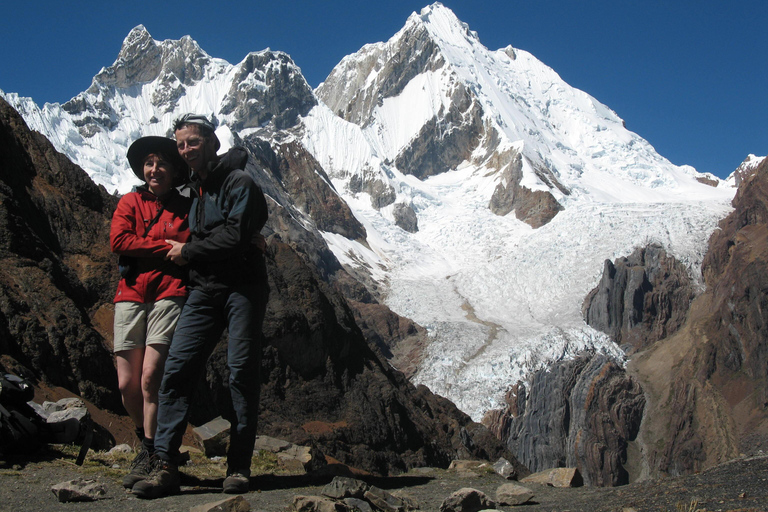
[1,447,767,511]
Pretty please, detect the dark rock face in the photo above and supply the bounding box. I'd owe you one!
[345,300,428,379]
[392,203,419,233]
[582,244,694,353]
[260,137,366,241]
[485,352,644,486]
[0,97,121,409]
[220,51,317,131]
[394,85,485,179]
[348,170,397,210]
[488,152,563,228]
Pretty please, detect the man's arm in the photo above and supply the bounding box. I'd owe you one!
[180,172,264,262]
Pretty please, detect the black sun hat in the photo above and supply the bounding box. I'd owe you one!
[127,136,189,185]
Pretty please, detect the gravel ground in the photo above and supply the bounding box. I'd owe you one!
[1,450,767,512]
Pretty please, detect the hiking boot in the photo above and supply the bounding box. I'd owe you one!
[131,455,180,499]
[222,471,250,494]
[122,448,152,488]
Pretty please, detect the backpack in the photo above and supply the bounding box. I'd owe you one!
[0,373,92,463]
[0,373,42,455]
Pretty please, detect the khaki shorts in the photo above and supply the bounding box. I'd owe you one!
[113,297,186,353]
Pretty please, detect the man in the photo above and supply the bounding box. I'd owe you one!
[132,114,270,499]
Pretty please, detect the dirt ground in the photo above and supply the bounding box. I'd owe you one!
[1,447,767,512]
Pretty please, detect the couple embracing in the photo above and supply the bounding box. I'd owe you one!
[110,114,269,499]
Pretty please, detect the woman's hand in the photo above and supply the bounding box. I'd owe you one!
[165,240,188,266]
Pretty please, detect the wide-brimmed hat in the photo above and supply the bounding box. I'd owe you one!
[127,136,189,185]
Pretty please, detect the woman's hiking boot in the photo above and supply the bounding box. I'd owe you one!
[223,470,250,494]
[131,455,180,499]
[122,448,152,488]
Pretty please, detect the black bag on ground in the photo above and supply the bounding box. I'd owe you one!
[0,374,91,462]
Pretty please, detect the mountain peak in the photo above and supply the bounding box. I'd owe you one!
[413,2,480,47]
[119,25,154,58]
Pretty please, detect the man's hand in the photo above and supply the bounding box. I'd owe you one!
[165,240,188,266]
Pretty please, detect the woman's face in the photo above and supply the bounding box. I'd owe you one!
[143,153,176,196]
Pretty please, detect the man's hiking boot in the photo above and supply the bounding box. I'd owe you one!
[122,448,152,488]
[222,471,250,494]
[131,455,180,499]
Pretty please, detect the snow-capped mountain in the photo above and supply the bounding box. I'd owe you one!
[1,3,737,421]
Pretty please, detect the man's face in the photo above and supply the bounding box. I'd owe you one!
[175,124,215,174]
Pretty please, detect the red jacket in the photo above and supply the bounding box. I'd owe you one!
[111,188,192,303]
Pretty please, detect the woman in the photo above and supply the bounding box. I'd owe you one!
[110,136,191,488]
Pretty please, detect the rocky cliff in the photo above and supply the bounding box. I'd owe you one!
[628,156,768,477]
[484,351,645,486]
[582,244,695,354]
[0,96,523,476]
[0,97,120,409]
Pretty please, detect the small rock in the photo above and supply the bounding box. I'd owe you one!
[280,444,313,463]
[365,485,404,512]
[322,476,370,499]
[51,478,107,502]
[448,460,486,471]
[495,482,534,506]
[303,445,328,473]
[190,495,251,512]
[109,443,132,455]
[390,490,420,511]
[47,407,88,424]
[43,397,85,414]
[290,495,344,512]
[440,488,496,512]
[193,416,231,457]
[344,497,373,512]
[492,457,517,480]
[253,435,292,453]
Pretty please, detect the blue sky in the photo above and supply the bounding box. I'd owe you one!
[1,1,765,179]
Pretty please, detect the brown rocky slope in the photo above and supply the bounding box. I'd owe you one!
[629,156,768,477]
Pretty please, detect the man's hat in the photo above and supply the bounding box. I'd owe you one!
[173,113,221,151]
[127,136,189,185]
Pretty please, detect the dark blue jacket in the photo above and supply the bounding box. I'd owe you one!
[181,147,268,291]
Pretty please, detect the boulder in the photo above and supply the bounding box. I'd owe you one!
[322,477,370,499]
[439,488,496,512]
[495,482,534,505]
[521,467,583,488]
[492,457,518,480]
[192,416,231,457]
[364,486,404,512]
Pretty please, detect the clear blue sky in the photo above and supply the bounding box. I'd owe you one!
[1,1,765,179]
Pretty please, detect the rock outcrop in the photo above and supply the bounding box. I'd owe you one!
[484,352,645,486]
[0,97,120,409]
[582,244,694,353]
[488,151,564,228]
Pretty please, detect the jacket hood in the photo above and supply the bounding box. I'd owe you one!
[193,147,249,187]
